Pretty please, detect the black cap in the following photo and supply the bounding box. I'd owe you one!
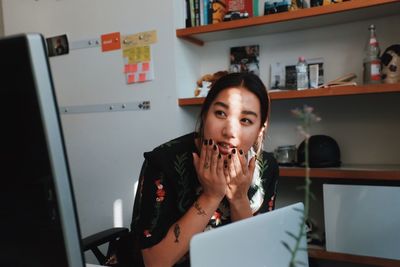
[297,135,341,168]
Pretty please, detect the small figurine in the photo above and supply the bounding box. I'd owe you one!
[381,44,400,84]
[194,71,229,97]
[212,0,227,24]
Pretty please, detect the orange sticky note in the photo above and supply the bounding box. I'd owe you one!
[141,62,150,72]
[139,73,147,82]
[124,64,138,73]
[101,32,121,52]
[127,74,135,84]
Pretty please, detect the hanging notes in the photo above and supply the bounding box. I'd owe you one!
[101,32,121,52]
[123,46,154,84]
[122,30,157,84]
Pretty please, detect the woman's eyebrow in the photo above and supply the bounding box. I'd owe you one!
[214,101,258,117]
[242,110,258,117]
[213,101,228,109]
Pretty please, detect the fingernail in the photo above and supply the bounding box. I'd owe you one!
[232,148,236,154]
[208,139,213,146]
[213,144,217,151]
[239,149,243,155]
[203,139,208,145]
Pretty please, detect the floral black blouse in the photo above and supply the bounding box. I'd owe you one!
[130,132,279,266]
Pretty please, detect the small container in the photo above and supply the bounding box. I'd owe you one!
[274,145,297,166]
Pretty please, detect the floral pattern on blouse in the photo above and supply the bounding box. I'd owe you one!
[131,132,279,267]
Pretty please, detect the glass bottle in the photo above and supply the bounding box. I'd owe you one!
[363,24,381,84]
[296,56,309,90]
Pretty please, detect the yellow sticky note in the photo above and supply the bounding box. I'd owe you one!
[121,30,157,49]
[123,46,151,64]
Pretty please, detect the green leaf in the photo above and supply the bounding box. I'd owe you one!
[285,231,298,240]
[281,241,293,253]
[295,260,307,266]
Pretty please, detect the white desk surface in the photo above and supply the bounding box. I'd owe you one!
[86,264,104,267]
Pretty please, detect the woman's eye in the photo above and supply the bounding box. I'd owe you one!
[241,118,253,125]
[214,110,226,118]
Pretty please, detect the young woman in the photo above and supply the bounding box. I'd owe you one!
[131,72,279,267]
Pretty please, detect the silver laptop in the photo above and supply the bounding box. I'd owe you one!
[190,202,309,267]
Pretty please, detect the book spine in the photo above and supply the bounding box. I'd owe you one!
[194,0,201,26]
[245,0,253,17]
[189,0,195,27]
[203,0,209,25]
[253,0,259,16]
[185,0,191,28]
[208,0,213,24]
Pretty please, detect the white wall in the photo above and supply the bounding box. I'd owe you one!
[0,0,3,36]
[1,0,196,263]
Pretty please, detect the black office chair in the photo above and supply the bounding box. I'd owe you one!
[82,180,143,267]
[82,227,129,265]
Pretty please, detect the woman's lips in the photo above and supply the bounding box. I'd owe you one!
[217,142,235,155]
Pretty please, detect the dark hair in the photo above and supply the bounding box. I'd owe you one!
[196,72,270,145]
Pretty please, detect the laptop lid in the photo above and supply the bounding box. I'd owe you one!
[190,202,309,267]
[0,33,85,267]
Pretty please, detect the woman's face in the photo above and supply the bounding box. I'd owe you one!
[203,87,264,156]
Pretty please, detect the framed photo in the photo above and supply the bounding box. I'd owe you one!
[46,34,69,57]
[229,45,260,76]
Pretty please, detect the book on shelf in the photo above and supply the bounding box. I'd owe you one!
[226,0,253,17]
[186,0,212,27]
[194,0,201,26]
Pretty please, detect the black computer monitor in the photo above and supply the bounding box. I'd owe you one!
[0,33,85,267]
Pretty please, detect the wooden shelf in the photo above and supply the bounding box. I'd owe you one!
[309,247,400,267]
[279,165,400,181]
[178,83,400,106]
[176,0,400,45]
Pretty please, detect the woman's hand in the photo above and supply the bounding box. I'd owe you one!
[193,139,226,202]
[225,148,256,202]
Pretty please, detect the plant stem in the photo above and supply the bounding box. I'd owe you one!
[288,138,311,267]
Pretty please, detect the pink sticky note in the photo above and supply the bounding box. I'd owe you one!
[124,64,138,73]
[139,73,147,82]
[141,62,150,72]
[127,74,135,84]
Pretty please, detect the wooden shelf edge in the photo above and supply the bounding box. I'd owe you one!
[176,0,398,44]
[178,97,205,106]
[309,248,400,267]
[269,83,400,100]
[279,165,400,181]
[178,83,400,106]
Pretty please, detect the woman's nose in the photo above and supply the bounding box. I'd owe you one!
[222,120,238,138]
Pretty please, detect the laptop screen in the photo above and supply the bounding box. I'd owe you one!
[0,33,85,267]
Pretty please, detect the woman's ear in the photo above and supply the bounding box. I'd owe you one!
[258,122,268,138]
